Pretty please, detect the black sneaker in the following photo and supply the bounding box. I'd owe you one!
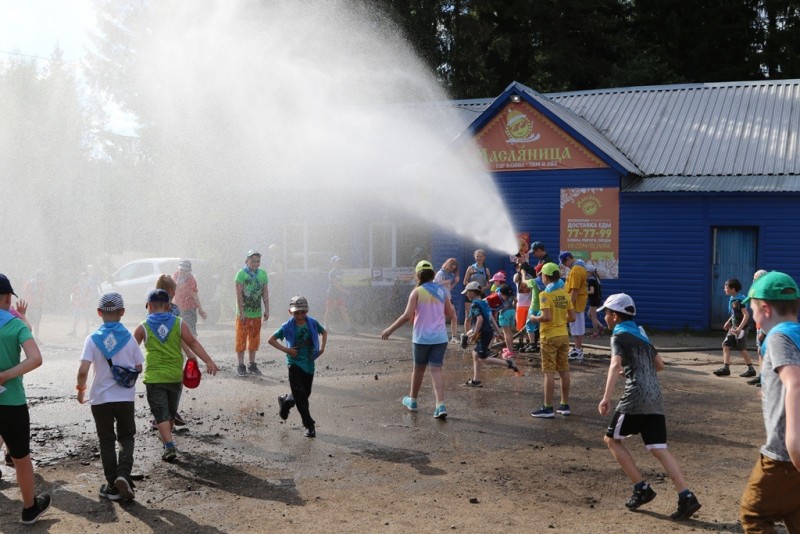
[248,362,262,376]
[460,334,469,350]
[21,494,51,524]
[278,394,291,420]
[114,476,135,500]
[747,375,761,385]
[236,364,248,377]
[712,366,730,376]
[100,483,121,501]
[304,426,316,438]
[670,492,701,520]
[625,485,656,509]
[740,367,757,378]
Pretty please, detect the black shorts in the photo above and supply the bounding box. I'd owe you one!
[0,404,31,459]
[474,330,495,359]
[723,330,748,350]
[606,412,667,449]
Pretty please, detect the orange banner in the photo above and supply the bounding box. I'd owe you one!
[560,188,619,279]
[474,102,607,172]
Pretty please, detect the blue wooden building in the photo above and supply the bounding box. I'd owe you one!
[433,80,800,331]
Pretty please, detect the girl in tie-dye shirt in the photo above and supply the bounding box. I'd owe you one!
[381,260,455,419]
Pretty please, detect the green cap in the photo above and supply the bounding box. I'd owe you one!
[743,271,799,304]
[540,262,560,277]
[415,260,433,273]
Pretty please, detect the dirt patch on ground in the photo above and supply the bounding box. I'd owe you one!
[0,318,780,533]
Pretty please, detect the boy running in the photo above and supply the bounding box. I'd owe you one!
[597,293,701,521]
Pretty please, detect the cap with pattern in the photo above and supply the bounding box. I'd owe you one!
[98,292,125,311]
[289,295,309,312]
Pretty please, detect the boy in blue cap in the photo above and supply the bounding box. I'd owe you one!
[739,272,800,531]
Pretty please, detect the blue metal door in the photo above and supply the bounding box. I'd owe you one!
[711,227,758,327]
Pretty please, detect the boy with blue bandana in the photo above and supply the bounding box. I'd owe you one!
[739,272,800,531]
[269,296,327,438]
[597,293,701,521]
[713,278,756,378]
[0,274,50,524]
[76,292,144,501]
[134,289,218,461]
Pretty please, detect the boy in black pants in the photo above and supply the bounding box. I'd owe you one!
[269,296,327,437]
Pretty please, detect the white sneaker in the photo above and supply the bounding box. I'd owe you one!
[568,348,584,362]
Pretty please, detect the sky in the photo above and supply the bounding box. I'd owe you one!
[0,0,137,135]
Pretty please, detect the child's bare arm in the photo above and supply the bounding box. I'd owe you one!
[317,329,328,358]
[0,338,42,386]
[653,352,665,372]
[134,325,145,344]
[268,335,298,357]
[599,354,623,416]
[76,360,91,404]
[736,307,751,332]
[778,364,800,470]
[181,322,218,375]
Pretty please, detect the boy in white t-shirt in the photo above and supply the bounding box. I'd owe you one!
[76,292,144,502]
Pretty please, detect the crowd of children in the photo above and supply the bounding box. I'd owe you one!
[3,242,800,528]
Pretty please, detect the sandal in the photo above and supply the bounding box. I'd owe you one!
[464,379,483,388]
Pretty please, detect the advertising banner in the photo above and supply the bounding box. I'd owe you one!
[560,188,619,279]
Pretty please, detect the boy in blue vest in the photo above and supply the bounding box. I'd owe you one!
[269,296,327,438]
[597,293,701,521]
[739,272,800,531]
[461,282,519,387]
[0,274,50,524]
[76,292,144,501]
[134,289,218,461]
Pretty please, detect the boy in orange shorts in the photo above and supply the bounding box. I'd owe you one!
[235,250,270,377]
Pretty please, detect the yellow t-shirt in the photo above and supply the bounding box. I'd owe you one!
[567,264,588,312]
[539,284,573,339]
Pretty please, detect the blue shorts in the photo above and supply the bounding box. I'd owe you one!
[412,342,448,367]
[526,310,540,333]
[498,309,516,328]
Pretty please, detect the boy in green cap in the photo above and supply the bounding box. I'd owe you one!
[739,271,800,532]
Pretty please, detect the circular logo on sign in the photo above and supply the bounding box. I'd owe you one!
[504,109,534,141]
[581,199,599,216]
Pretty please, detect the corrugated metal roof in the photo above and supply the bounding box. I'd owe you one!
[445,79,800,192]
[547,79,800,182]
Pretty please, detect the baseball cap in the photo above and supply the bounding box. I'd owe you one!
[598,293,637,316]
[490,272,506,282]
[531,241,545,251]
[415,260,433,273]
[146,289,171,308]
[558,251,573,265]
[499,285,514,297]
[98,292,124,311]
[330,255,340,264]
[289,295,310,312]
[461,281,482,294]
[0,274,17,296]
[246,249,261,258]
[743,271,799,304]
[183,359,202,389]
[540,262,560,277]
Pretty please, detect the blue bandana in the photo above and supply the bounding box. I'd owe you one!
[90,322,132,359]
[0,309,15,330]
[764,322,800,353]
[544,279,565,292]
[612,320,652,345]
[421,282,446,303]
[145,312,177,343]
